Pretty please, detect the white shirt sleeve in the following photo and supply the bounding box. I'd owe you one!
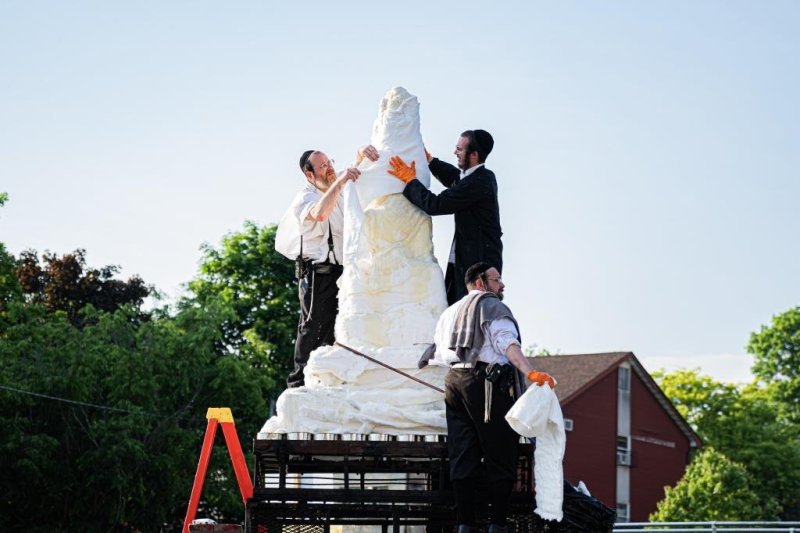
[294,188,325,240]
[433,300,462,365]
[486,317,521,357]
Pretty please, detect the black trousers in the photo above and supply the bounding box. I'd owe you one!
[444,261,468,306]
[445,364,519,526]
[287,264,343,388]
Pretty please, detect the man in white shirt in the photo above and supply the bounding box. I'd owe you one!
[279,146,377,388]
[439,262,555,533]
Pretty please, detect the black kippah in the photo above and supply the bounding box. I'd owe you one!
[299,149,315,171]
[473,130,494,156]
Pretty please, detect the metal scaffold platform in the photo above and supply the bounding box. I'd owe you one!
[245,435,548,533]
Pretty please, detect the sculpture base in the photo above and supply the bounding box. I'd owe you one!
[246,435,548,533]
[258,345,449,437]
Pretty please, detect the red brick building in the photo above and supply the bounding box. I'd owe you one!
[528,352,702,522]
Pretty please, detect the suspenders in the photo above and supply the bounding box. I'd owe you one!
[297,222,339,326]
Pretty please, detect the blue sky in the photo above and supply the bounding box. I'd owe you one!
[2,1,798,383]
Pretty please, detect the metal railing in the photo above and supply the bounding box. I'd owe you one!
[613,522,800,532]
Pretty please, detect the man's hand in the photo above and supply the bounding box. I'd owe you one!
[388,156,416,184]
[527,371,556,389]
[338,167,361,183]
[357,145,380,164]
[424,147,432,163]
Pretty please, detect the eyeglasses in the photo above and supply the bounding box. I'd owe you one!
[314,158,335,172]
[480,274,502,284]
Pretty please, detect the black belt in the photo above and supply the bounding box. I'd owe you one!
[450,361,490,378]
[449,361,489,369]
[299,260,342,276]
[310,261,341,275]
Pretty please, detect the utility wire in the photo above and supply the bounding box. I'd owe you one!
[0,383,206,423]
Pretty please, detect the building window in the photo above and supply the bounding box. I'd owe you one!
[618,366,630,391]
[617,436,631,466]
[564,418,573,431]
[616,503,629,522]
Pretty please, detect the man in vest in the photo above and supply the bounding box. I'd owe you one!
[433,262,556,532]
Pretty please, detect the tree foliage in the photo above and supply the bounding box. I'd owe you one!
[0,242,21,313]
[16,249,150,327]
[0,224,298,530]
[650,448,776,522]
[652,368,738,441]
[655,368,800,520]
[749,306,800,423]
[0,195,22,312]
[0,298,276,531]
[185,221,297,398]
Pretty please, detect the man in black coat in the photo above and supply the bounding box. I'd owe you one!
[388,129,503,304]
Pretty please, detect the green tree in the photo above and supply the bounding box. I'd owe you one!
[0,235,285,529]
[655,368,800,519]
[16,249,150,327]
[653,369,739,443]
[749,306,800,423]
[0,298,270,531]
[0,244,21,314]
[0,194,22,313]
[185,221,297,398]
[650,448,777,522]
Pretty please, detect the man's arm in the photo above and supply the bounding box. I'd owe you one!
[306,168,359,222]
[389,155,482,216]
[429,157,460,188]
[403,176,483,216]
[489,318,556,388]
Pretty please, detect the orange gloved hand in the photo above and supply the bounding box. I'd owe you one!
[388,155,417,184]
[527,371,556,389]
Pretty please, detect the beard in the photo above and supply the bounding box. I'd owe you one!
[487,286,504,300]
[314,168,336,190]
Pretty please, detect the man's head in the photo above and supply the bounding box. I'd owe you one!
[465,261,504,300]
[454,129,494,171]
[299,149,336,191]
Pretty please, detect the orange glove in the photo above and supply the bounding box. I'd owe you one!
[388,156,417,184]
[527,371,556,389]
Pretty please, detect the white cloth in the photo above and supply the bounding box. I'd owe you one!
[343,87,431,267]
[259,87,449,437]
[432,290,520,366]
[275,182,344,264]
[505,384,566,522]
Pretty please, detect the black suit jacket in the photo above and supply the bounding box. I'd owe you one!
[403,158,503,304]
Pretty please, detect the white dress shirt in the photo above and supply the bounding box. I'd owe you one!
[459,162,484,179]
[284,182,345,264]
[433,290,521,366]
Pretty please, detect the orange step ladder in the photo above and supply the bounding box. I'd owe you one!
[182,408,254,533]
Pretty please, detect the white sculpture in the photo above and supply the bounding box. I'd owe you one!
[259,87,448,437]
